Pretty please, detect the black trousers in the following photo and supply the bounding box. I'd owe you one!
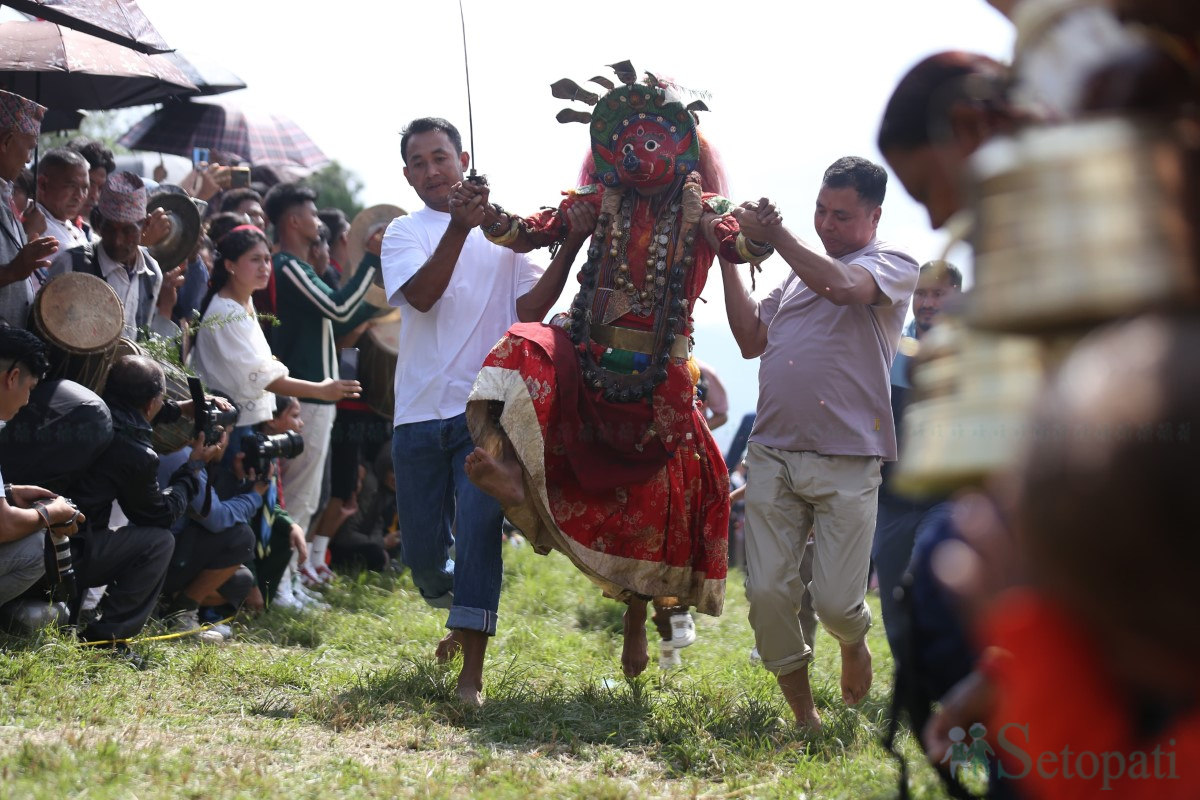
[162,521,255,602]
[70,526,174,642]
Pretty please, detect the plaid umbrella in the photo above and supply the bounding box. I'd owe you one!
[0,19,196,110]
[1,0,172,54]
[119,97,329,170]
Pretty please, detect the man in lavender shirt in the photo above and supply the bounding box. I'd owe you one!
[720,157,919,730]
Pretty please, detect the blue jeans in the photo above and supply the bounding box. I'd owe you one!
[391,413,504,634]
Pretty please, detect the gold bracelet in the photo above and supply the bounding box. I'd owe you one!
[485,217,521,247]
[735,233,774,265]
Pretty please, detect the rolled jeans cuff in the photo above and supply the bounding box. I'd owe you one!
[447,605,498,636]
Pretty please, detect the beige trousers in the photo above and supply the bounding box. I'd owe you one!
[743,442,882,677]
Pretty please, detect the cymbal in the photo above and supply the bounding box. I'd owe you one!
[147,191,203,270]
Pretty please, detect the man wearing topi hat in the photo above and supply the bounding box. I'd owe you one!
[0,89,59,329]
[48,171,177,341]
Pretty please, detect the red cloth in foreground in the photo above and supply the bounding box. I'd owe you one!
[983,590,1200,798]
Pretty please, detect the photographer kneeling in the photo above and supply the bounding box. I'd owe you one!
[157,415,260,641]
[0,329,84,608]
[65,355,222,662]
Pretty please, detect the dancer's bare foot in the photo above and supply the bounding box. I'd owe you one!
[621,600,649,678]
[435,630,462,663]
[456,681,483,708]
[840,639,873,706]
[456,630,488,708]
[777,666,823,732]
[464,446,525,507]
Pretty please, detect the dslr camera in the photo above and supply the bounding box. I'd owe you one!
[240,431,304,480]
[187,377,238,444]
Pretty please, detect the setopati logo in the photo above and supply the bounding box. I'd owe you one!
[945,722,1181,791]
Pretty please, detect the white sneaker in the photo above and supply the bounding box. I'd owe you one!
[670,612,696,649]
[292,575,330,610]
[207,623,233,641]
[167,608,202,634]
[659,642,681,669]
[272,581,303,611]
[749,646,762,665]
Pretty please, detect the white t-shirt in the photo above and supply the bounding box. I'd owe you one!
[381,206,543,425]
[189,294,289,426]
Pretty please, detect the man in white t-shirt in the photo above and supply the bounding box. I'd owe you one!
[721,156,918,730]
[381,117,543,704]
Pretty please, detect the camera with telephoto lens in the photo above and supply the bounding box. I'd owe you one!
[240,431,304,480]
[187,377,238,444]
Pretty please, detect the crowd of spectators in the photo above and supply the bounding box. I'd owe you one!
[0,113,402,653]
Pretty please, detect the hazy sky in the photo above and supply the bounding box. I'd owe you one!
[133,0,1014,452]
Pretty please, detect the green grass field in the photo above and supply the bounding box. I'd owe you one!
[0,545,956,799]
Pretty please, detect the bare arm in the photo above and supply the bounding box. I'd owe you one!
[401,184,487,312]
[719,255,769,359]
[734,201,884,307]
[515,202,597,323]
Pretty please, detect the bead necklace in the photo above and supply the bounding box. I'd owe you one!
[562,178,700,403]
[609,195,682,317]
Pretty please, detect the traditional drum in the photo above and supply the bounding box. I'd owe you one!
[348,204,406,315]
[31,273,124,394]
[360,315,400,419]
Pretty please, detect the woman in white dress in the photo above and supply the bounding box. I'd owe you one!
[189,225,361,607]
[190,225,360,426]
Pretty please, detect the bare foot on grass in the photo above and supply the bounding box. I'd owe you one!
[777,666,823,732]
[435,630,462,663]
[840,639,873,706]
[456,679,483,708]
[621,601,649,678]
[464,446,525,507]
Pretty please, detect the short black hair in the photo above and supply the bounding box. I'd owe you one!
[877,51,1010,153]
[103,354,164,410]
[0,327,49,378]
[205,211,253,245]
[920,260,964,289]
[219,187,263,214]
[400,117,462,165]
[37,147,88,177]
[262,182,317,227]
[823,156,887,208]
[65,136,116,174]
[318,208,349,243]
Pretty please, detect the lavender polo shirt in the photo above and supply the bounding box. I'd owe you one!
[750,238,919,461]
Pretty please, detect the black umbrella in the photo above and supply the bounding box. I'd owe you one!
[0,19,196,110]
[161,50,246,97]
[0,0,171,54]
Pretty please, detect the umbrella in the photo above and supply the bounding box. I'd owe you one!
[0,19,196,110]
[0,0,171,54]
[119,97,329,171]
[160,50,246,97]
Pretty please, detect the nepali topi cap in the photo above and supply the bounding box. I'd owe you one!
[98,171,148,225]
[0,89,46,137]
